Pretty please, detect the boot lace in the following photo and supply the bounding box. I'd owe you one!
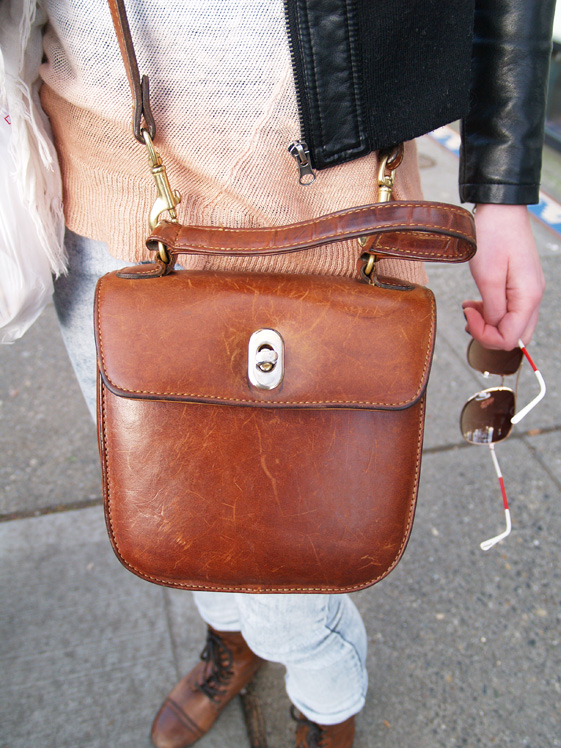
[292,706,328,748]
[195,628,234,702]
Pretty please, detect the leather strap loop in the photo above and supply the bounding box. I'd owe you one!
[107,0,155,142]
[146,202,476,263]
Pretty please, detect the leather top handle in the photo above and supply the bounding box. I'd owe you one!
[146,202,476,263]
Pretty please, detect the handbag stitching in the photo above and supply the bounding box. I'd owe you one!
[160,241,470,258]
[156,224,474,252]
[169,201,473,231]
[96,281,435,407]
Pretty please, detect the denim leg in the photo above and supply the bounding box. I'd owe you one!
[53,229,127,421]
[235,593,367,725]
[194,590,367,723]
[192,591,242,632]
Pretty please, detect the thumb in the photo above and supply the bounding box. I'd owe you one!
[463,303,484,339]
[462,301,508,349]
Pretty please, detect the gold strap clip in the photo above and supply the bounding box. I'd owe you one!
[376,144,404,203]
[142,129,181,263]
[356,144,404,282]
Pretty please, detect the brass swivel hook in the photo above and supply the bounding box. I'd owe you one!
[376,143,404,203]
[357,144,404,283]
[142,129,181,263]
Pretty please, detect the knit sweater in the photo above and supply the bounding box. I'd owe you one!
[39,0,426,283]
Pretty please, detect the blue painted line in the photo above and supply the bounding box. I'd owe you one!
[528,194,561,236]
[428,126,561,239]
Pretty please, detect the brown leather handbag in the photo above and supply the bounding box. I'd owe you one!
[96,0,476,593]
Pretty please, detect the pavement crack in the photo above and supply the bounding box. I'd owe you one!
[0,497,103,523]
[424,424,561,455]
[162,588,182,682]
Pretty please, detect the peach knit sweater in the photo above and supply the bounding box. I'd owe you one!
[39,0,426,284]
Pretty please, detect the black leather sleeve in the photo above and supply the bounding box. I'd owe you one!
[459,0,556,205]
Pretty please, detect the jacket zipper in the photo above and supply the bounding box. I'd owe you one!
[287,141,315,185]
[283,0,316,185]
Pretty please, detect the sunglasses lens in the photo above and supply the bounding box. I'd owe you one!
[467,339,523,376]
[460,389,515,444]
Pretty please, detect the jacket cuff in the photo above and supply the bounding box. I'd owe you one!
[459,182,541,205]
[460,0,555,208]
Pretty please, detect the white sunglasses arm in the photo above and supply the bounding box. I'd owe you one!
[480,443,512,551]
[480,510,512,551]
[511,339,546,425]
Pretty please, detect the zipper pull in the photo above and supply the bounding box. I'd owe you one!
[288,141,316,186]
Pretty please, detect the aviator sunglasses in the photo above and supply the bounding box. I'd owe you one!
[460,339,546,551]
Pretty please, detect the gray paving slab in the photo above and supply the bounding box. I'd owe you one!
[524,430,561,490]
[426,262,476,344]
[417,134,463,207]
[541,139,561,199]
[4,423,558,747]
[357,441,561,748]
[0,507,246,748]
[0,302,100,517]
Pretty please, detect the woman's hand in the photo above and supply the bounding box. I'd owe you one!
[462,204,545,350]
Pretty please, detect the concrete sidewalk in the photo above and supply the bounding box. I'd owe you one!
[1,136,560,748]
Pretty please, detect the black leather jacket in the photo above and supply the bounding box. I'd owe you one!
[285,0,556,205]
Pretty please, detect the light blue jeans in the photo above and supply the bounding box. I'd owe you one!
[54,229,368,725]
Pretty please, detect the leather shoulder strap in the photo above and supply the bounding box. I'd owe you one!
[107,0,155,142]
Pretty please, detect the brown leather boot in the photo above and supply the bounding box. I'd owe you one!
[151,627,263,748]
[293,707,356,748]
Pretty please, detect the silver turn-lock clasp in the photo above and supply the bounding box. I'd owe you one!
[255,346,278,372]
[248,329,284,390]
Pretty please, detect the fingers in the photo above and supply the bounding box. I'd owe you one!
[462,304,512,349]
[462,303,539,350]
[463,269,543,349]
[463,204,545,351]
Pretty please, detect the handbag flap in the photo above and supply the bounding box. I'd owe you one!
[95,268,435,409]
